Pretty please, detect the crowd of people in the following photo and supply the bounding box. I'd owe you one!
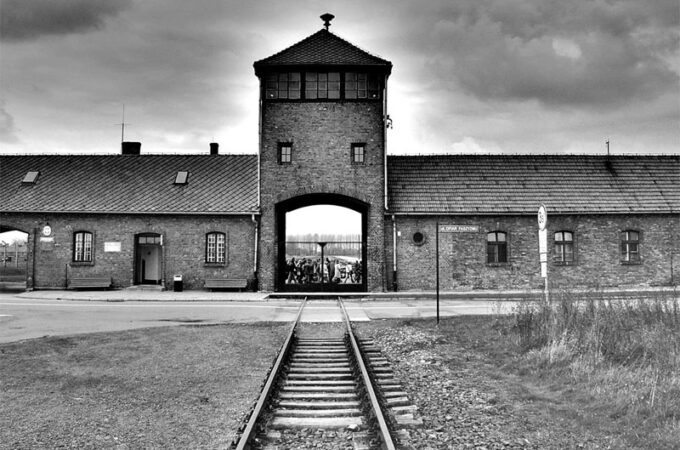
[285,257,362,284]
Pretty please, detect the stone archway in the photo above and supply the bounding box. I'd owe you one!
[275,193,368,292]
[0,225,30,291]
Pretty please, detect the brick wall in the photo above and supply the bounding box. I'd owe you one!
[258,101,386,291]
[0,213,255,290]
[386,214,679,291]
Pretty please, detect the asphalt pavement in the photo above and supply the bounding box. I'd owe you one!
[0,286,676,343]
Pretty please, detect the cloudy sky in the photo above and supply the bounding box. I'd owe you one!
[1,0,678,156]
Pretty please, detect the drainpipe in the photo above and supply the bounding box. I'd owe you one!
[251,214,259,291]
[257,97,263,210]
[30,227,37,290]
[392,214,397,291]
[383,78,389,211]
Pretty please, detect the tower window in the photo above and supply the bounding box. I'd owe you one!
[265,72,301,99]
[305,72,340,99]
[351,144,365,164]
[278,143,292,164]
[345,73,381,99]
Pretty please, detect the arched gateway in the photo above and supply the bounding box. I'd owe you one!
[276,194,368,292]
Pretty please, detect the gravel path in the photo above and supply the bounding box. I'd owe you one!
[355,320,613,450]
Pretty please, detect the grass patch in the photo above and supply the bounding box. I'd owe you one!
[512,290,680,448]
[355,292,680,449]
[0,323,288,449]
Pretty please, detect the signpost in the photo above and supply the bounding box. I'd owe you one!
[436,223,480,324]
[538,205,549,303]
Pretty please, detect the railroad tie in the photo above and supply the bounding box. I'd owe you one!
[270,338,365,429]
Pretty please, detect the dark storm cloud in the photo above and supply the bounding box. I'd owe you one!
[0,0,132,41]
[400,0,679,108]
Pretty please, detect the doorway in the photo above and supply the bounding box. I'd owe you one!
[134,233,162,285]
[276,194,367,292]
[0,227,29,291]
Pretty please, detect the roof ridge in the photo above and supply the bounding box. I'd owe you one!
[0,153,258,158]
[254,28,391,69]
[387,154,680,158]
[254,29,326,65]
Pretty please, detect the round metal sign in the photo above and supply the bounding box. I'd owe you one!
[537,205,547,231]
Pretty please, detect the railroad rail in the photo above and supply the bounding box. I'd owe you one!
[231,297,397,450]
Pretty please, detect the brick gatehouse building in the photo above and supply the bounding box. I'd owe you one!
[2,18,679,292]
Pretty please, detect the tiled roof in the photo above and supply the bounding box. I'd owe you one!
[254,29,392,71]
[0,155,258,214]
[387,155,680,214]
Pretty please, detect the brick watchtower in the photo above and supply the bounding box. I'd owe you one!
[254,15,392,292]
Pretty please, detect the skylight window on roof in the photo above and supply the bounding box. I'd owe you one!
[22,171,40,184]
[174,171,189,185]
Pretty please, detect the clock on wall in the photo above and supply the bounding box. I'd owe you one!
[42,225,52,236]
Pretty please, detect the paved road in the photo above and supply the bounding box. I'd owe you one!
[0,294,513,343]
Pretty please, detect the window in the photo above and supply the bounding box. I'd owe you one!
[487,231,507,264]
[22,171,40,183]
[345,73,381,99]
[621,230,640,263]
[412,231,425,245]
[174,171,188,185]
[73,231,93,262]
[137,235,161,245]
[278,143,292,164]
[554,231,575,265]
[305,72,340,99]
[265,72,301,99]
[351,144,365,164]
[206,232,226,264]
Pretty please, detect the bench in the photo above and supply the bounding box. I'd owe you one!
[204,278,248,291]
[69,277,112,290]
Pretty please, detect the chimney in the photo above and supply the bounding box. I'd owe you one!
[210,142,219,155]
[121,141,141,155]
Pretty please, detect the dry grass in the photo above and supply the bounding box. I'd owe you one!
[513,290,680,448]
[0,323,288,449]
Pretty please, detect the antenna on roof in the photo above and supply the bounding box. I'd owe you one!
[114,104,131,143]
[606,139,610,157]
[321,13,335,30]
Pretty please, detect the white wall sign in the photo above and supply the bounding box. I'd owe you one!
[439,224,480,233]
[104,242,121,252]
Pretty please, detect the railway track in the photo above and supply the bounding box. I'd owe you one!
[231,297,398,450]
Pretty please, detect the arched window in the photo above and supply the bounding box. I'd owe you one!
[73,231,93,262]
[621,230,641,263]
[206,232,226,264]
[487,231,507,264]
[554,231,575,265]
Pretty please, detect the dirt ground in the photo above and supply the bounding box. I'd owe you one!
[0,323,288,449]
[2,317,675,449]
